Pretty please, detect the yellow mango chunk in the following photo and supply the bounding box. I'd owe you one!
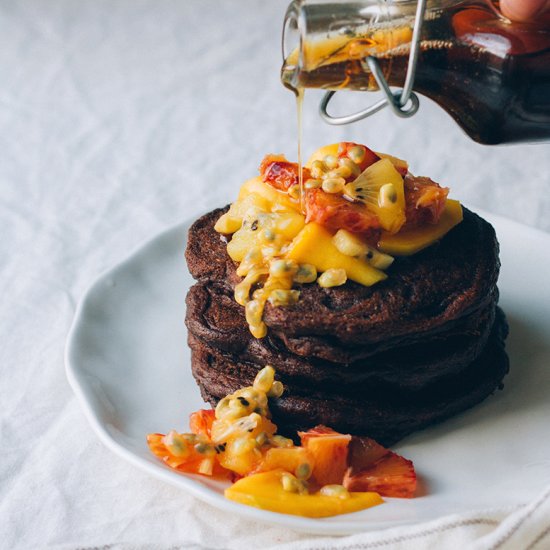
[378,199,463,256]
[305,143,340,167]
[238,177,301,214]
[225,470,383,518]
[286,223,387,287]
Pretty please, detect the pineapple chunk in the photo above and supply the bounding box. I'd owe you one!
[225,470,383,518]
[215,192,271,234]
[286,223,386,287]
[227,211,305,262]
[375,152,408,175]
[238,177,301,213]
[378,199,463,256]
[344,159,406,234]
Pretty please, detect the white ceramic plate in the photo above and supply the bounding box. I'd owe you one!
[65,209,550,535]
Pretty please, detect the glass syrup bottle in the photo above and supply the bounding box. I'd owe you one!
[282,0,550,145]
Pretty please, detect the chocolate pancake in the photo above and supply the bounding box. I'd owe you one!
[186,206,500,352]
[190,310,509,446]
[186,281,498,389]
[185,204,509,443]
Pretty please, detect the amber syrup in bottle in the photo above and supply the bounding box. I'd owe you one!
[282,1,550,145]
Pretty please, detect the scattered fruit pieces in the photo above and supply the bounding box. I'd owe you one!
[344,436,417,498]
[225,470,383,517]
[214,142,461,338]
[147,366,418,516]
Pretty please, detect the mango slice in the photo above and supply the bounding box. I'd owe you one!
[286,223,387,287]
[305,143,339,167]
[378,199,463,256]
[225,470,383,518]
[238,177,301,214]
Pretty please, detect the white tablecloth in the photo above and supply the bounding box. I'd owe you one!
[2,1,550,548]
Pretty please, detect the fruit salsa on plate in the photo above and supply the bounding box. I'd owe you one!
[147,366,417,517]
[213,142,463,337]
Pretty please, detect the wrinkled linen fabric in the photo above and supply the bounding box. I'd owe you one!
[1,1,550,549]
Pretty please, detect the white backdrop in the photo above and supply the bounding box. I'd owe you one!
[1,1,549,548]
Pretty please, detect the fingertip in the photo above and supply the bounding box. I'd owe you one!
[500,0,548,21]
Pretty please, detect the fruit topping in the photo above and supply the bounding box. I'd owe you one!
[343,436,417,498]
[147,366,417,516]
[213,143,460,338]
[225,470,383,518]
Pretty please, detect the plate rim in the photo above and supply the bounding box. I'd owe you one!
[64,206,545,535]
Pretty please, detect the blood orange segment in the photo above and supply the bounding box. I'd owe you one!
[305,189,381,239]
[259,154,311,191]
[189,409,216,438]
[146,432,228,477]
[298,426,352,486]
[343,436,417,498]
[404,174,449,228]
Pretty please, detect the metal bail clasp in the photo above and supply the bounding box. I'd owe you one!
[320,0,427,125]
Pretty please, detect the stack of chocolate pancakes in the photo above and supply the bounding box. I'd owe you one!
[185,205,509,445]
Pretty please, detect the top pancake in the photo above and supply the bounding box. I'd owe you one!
[186,205,500,348]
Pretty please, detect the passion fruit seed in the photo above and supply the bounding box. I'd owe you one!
[194,442,216,457]
[255,431,268,446]
[304,178,322,189]
[163,431,190,458]
[271,434,293,448]
[323,154,339,170]
[253,365,275,393]
[311,160,328,179]
[339,157,361,177]
[332,229,368,257]
[268,289,300,307]
[378,183,398,208]
[281,472,301,493]
[322,177,346,194]
[268,380,284,398]
[293,263,318,284]
[295,462,312,480]
[317,268,347,288]
[288,184,301,200]
[320,484,351,499]
[269,259,298,277]
[348,145,366,164]
[328,166,352,180]
[261,228,276,242]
